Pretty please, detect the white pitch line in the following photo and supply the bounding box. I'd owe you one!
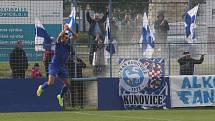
[74,111,181,121]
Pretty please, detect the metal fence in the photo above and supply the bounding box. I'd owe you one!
[0,0,214,109]
[0,0,212,77]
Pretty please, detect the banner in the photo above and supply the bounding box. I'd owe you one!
[0,78,62,112]
[118,58,169,109]
[0,0,63,61]
[98,78,124,110]
[170,75,215,107]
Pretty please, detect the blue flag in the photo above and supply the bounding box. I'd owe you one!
[184,5,199,43]
[35,18,52,51]
[104,17,115,59]
[139,13,155,58]
[65,6,76,35]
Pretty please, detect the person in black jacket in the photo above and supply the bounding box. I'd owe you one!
[68,56,86,78]
[154,11,170,57]
[178,51,204,75]
[9,40,28,78]
[86,4,108,65]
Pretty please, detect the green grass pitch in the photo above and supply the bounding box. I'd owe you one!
[0,109,214,121]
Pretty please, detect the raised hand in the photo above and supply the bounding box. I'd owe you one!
[63,24,69,31]
[160,20,165,25]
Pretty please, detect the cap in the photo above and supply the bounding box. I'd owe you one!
[183,51,190,55]
[157,10,164,17]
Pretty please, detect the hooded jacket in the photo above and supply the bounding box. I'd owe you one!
[178,55,204,75]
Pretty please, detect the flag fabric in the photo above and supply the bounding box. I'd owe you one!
[184,4,199,43]
[104,17,116,64]
[139,13,155,58]
[35,18,52,51]
[65,6,76,35]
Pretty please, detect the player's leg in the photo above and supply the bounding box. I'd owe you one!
[57,68,70,107]
[36,64,57,96]
[44,60,49,77]
[60,79,70,98]
[57,79,70,107]
[36,75,55,96]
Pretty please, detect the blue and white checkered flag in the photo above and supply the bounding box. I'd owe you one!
[139,13,155,58]
[35,18,52,51]
[65,6,76,35]
[184,4,199,43]
[104,17,115,64]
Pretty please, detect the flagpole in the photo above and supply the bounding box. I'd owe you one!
[109,0,113,77]
[72,0,77,78]
[168,43,171,76]
[188,0,192,9]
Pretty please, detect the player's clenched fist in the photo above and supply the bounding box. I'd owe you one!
[64,24,69,31]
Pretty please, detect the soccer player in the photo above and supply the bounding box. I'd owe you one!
[36,25,78,107]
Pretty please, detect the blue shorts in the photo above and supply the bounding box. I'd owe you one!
[48,64,69,79]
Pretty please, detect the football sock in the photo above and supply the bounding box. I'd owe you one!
[41,82,49,90]
[60,86,68,98]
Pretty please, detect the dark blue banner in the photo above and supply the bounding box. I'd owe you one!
[98,77,170,110]
[0,78,62,112]
[98,78,124,110]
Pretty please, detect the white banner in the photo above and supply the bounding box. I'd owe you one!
[0,0,63,24]
[0,0,62,61]
[170,75,215,107]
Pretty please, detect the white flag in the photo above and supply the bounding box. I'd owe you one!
[139,13,155,58]
[184,4,199,43]
[35,18,52,51]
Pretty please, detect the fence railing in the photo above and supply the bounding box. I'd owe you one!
[0,42,214,78]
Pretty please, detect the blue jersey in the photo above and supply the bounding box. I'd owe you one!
[51,41,70,66]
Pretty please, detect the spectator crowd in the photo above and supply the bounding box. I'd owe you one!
[8,5,206,78]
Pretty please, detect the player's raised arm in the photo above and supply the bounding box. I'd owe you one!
[71,32,78,40]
